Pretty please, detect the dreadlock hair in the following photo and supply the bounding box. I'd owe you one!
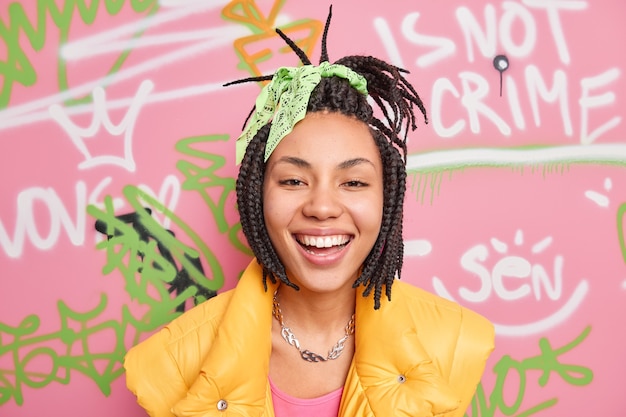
[228,6,427,309]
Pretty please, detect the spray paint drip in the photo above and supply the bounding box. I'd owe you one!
[493,55,510,97]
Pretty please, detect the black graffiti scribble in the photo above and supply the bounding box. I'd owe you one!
[94,207,216,313]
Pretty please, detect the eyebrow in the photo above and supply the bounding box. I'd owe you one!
[338,157,375,170]
[275,156,310,168]
[274,156,376,170]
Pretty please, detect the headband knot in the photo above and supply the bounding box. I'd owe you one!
[235,61,368,164]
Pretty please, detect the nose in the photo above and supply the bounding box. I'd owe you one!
[302,185,343,220]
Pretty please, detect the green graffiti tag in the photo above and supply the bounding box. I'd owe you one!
[93,206,217,313]
[467,326,593,417]
[617,202,626,265]
[175,134,251,256]
[0,184,225,406]
[0,132,252,404]
[0,294,135,406]
[0,0,158,108]
[89,185,224,322]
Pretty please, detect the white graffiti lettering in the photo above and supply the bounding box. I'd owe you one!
[580,68,622,144]
[374,0,621,144]
[0,175,180,259]
[431,66,574,138]
[522,0,588,65]
[431,229,589,336]
[456,1,587,64]
[0,183,88,258]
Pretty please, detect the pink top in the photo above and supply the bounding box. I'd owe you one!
[269,378,343,417]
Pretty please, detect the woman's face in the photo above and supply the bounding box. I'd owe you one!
[263,111,383,294]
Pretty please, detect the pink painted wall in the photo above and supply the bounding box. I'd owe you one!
[1,0,625,415]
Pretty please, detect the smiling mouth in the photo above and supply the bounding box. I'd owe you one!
[295,234,351,255]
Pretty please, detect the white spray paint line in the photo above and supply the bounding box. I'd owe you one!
[493,279,589,336]
[407,144,626,170]
[404,239,433,256]
[0,6,248,131]
[3,80,231,131]
[584,190,609,207]
[61,0,229,59]
[433,277,589,337]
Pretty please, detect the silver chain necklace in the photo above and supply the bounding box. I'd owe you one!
[272,292,355,363]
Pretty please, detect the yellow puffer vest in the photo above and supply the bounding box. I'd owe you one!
[125,260,494,417]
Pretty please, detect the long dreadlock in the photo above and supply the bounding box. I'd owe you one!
[228,6,427,309]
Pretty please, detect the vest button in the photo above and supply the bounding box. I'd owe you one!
[217,399,228,410]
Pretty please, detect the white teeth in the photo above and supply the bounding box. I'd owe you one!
[300,235,348,248]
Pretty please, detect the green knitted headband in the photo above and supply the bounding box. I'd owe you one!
[235,61,368,164]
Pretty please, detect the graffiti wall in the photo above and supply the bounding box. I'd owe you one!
[1,0,625,415]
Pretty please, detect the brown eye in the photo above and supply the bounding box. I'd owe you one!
[280,179,304,186]
[344,180,368,188]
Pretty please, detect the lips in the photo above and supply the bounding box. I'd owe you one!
[294,234,352,257]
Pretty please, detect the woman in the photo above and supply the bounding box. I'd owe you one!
[124,8,494,417]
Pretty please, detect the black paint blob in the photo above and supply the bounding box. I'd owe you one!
[493,55,510,97]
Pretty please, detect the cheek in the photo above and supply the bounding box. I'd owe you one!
[350,195,383,233]
[262,194,279,235]
[263,189,292,237]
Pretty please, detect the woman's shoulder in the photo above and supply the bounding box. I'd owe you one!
[392,280,494,336]
[124,289,237,396]
[392,280,460,311]
[126,289,235,363]
[161,288,235,344]
[391,282,495,415]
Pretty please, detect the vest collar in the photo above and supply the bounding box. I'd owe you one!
[174,261,460,416]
